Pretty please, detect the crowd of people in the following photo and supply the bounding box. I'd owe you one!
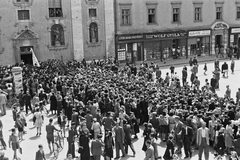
[0,57,239,160]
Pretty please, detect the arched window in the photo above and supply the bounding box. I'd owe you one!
[89,22,98,43]
[51,24,65,46]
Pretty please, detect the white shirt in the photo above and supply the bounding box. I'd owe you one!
[202,128,206,138]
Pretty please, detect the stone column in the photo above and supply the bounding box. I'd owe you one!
[212,33,215,56]
[104,0,115,59]
[71,0,84,61]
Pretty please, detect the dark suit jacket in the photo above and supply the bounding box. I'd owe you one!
[182,126,193,143]
[35,150,46,160]
[174,121,183,136]
[91,139,104,156]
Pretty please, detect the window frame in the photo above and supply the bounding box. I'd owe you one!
[147,8,156,24]
[146,2,158,25]
[216,7,223,20]
[193,2,203,22]
[16,9,31,22]
[236,2,240,20]
[171,2,182,24]
[48,0,63,18]
[121,9,131,25]
[89,8,97,18]
[16,0,29,3]
[215,2,224,21]
[119,3,132,26]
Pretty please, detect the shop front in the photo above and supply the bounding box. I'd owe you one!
[229,27,240,48]
[115,34,144,63]
[211,21,229,55]
[144,31,188,61]
[188,30,211,56]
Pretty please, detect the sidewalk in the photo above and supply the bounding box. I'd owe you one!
[120,55,229,68]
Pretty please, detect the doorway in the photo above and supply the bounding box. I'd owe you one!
[215,35,222,48]
[20,46,33,65]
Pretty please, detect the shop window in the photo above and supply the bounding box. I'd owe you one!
[237,7,240,19]
[17,10,30,21]
[50,24,65,46]
[173,8,180,23]
[148,8,156,24]
[89,22,99,43]
[216,7,222,20]
[121,9,130,25]
[89,9,97,18]
[49,0,63,18]
[194,7,202,21]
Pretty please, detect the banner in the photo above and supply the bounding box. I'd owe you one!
[30,48,40,67]
[12,67,23,95]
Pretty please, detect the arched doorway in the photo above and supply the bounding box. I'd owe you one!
[12,29,39,64]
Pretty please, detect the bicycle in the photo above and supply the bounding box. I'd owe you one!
[51,131,64,160]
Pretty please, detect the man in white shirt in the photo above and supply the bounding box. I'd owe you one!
[197,122,209,160]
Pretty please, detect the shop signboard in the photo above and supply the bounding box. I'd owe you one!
[231,28,240,34]
[188,30,211,37]
[117,34,144,41]
[145,32,187,39]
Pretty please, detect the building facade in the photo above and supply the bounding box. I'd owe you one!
[115,0,240,62]
[71,0,115,61]
[0,0,74,65]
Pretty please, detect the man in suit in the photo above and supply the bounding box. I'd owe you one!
[35,144,46,160]
[197,122,209,160]
[23,91,32,115]
[113,121,126,159]
[182,119,193,159]
[173,116,183,154]
[91,134,104,160]
[67,123,77,158]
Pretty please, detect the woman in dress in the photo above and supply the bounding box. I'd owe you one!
[225,121,234,155]
[163,134,174,160]
[104,130,114,160]
[34,108,43,136]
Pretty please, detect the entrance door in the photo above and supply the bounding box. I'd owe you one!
[20,46,33,65]
[137,43,142,61]
[215,35,222,48]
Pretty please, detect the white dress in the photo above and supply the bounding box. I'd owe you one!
[34,111,43,128]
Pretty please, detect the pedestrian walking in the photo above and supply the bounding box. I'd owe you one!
[204,63,207,75]
[35,144,46,160]
[33,108,44,136]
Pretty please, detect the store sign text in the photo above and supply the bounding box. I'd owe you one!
[188,30,211,37]
[118,35,143,41]
[145,32,187,39]
[231,28,240,34]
